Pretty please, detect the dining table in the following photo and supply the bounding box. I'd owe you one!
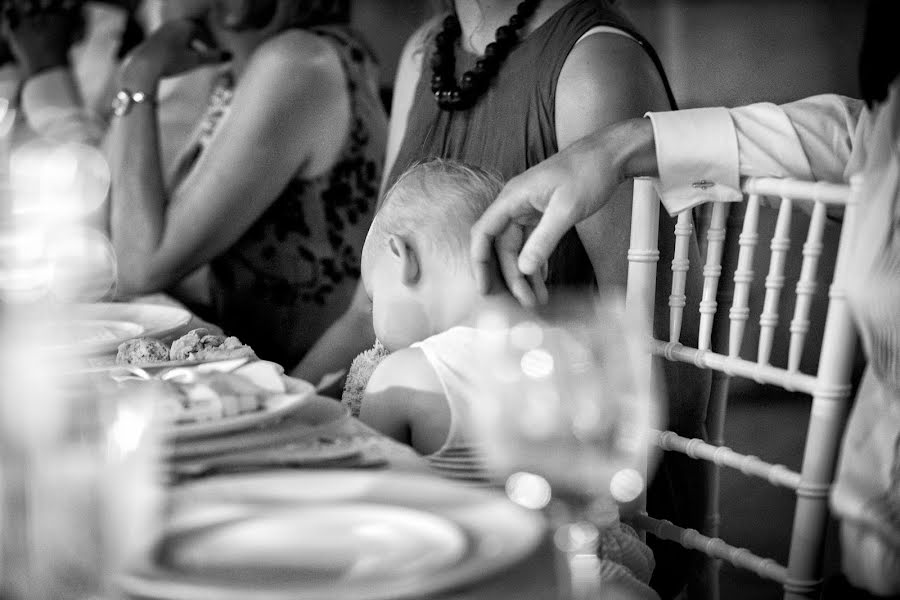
[65,295,659,600]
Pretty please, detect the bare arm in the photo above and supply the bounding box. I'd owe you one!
[360,347,448,455]
[108,26,350,295]
[472,93,865,295]
[554,32,670,288]
[379,15,439,200]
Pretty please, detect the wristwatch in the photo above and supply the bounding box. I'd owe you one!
[111,89,153,117]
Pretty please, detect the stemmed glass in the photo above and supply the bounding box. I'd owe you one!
[471,290,661,599]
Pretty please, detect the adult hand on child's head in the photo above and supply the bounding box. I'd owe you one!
[1,0,83,78]
[120,17,228,88]
[470,118,658,307]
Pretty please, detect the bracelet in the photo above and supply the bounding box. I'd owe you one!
[111,88,154,117]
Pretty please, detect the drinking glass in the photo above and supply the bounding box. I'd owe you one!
[471,291,661,599]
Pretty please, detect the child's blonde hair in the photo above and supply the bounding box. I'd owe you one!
[368,158,504,267]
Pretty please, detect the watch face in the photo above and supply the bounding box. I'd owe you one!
[112,90,131,117]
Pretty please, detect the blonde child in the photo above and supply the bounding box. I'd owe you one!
[356,158,509,456]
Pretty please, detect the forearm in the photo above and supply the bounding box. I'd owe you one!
[108,68,169,295]
[291,307,376,388]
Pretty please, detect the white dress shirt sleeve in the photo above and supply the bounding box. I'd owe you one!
[646,106,741,215]
[646,95,867,216]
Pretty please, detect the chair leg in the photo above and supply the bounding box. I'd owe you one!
[783,387,851,600]
[694,370,731,600]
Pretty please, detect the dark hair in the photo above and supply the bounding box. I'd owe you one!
[220,0,349,32]
[287,0,350,27]
[859,0,900,107]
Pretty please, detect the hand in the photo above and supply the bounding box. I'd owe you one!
[470,118,658,306]
[1,0,83,78]
[120,18,227,89]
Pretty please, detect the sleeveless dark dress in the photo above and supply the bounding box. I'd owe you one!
[386,0,676,286]
[187,26,387,368]
[387,4,702,596]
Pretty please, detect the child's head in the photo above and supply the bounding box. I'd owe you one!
[362,158,503,351]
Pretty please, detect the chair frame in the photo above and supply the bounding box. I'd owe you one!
[625,176,860,599]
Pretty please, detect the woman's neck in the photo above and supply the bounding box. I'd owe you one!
[453,0,572,54]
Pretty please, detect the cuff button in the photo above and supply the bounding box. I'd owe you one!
[692,180,714,189]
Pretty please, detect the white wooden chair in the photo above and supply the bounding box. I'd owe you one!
[624,176,860,600]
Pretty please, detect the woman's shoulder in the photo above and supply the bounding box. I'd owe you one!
[249,28,345,81]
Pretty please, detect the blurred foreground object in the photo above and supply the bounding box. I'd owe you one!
[472,290,661,599]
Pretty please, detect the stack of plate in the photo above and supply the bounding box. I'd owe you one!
[118,470,546,600]
[427,445,495,486]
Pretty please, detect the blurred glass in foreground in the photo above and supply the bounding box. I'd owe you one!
[0,109,160,599]
[472,290,663,600]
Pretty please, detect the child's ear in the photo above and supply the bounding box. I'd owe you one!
[388,234,420,286]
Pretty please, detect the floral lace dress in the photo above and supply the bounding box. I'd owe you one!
[177,26,386,368]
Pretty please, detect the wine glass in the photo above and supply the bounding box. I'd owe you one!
[470,290,661,599]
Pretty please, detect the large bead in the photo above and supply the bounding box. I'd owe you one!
[476,56,498,74]
[509,14,524,29]
[484,42,506,59]
[516,0,537,18]
[495,25,516,45]
[435,31,454,48]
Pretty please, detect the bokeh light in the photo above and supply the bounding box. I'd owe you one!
[609,468,645,503]
[505,471,552,510]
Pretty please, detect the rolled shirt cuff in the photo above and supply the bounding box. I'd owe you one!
[645,107,743,215]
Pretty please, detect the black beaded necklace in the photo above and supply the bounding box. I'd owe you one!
[431,0,540,111]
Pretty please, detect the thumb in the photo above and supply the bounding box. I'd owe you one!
[517,193,576,276]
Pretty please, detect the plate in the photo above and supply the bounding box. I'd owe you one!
[166,377,317,442]
[168,394,350,458]
[40,319,145,356]
[61,303,192,357]
[118,471,546,600]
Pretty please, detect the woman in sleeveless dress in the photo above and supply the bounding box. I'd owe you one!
[297,1,709,596]
[106,0,386,367]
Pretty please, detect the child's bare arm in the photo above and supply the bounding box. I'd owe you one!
[360,348,449,455]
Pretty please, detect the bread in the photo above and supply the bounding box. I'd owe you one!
[116,337,170,365]
[170,329,257,362]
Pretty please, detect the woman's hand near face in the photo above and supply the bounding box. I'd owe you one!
[120,18,227,88]
[1,0,81,78]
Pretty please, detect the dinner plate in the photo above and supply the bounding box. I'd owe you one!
[59,302,192,357]
[168,395,350,459]
[166,377,317,442]
[118,471,546,600]
[40,318,145,356]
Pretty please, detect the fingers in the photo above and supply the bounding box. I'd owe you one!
[527,271,549,305]
[518,191,576,276]
[496,225,538,307]
[187,18,231,64]
[470,195,513,295]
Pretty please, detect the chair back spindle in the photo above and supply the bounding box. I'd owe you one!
[625,176,858,600]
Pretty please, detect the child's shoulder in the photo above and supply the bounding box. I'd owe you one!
[365,346,442,396]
